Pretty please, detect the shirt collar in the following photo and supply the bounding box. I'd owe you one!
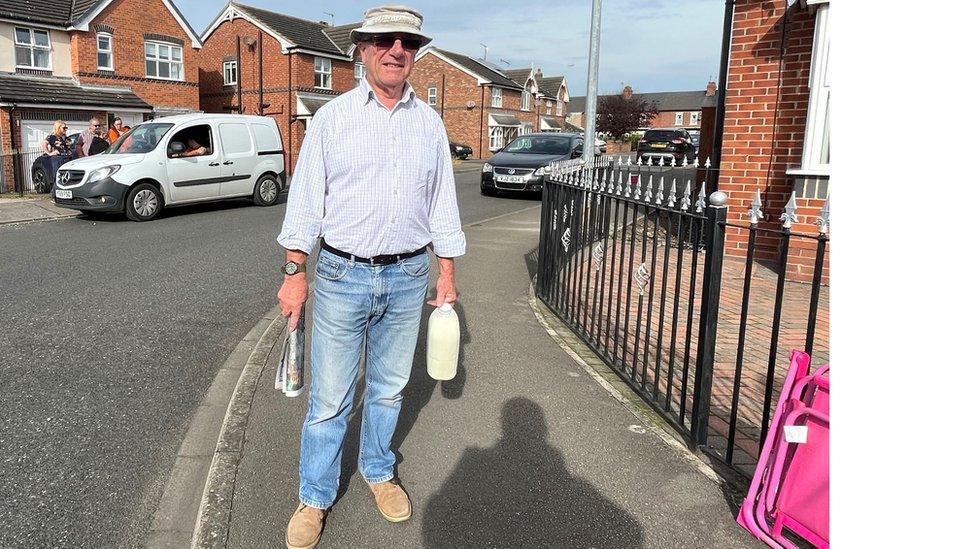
[358,76,416,109]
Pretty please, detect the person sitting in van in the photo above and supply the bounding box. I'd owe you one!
[170,132,210,158]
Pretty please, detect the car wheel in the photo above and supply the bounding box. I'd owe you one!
[32,166,51,194]
[480,185,496,196]
[253,174,280,206]
[125,183,163,222]
[459,154,469,160]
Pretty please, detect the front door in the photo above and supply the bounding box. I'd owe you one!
[166,124,221,202]
[217,122,257,197]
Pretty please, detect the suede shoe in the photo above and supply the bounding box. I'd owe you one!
[367,478,412,522]
[286,503,326,549]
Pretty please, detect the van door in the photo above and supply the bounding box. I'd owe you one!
[217,122,257,197]
[166,123,221,202]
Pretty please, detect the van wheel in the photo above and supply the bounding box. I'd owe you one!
[125,183,163,221]
[253,175,280,206]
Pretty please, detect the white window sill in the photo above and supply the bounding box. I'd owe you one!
[786,167,829,178]
[15,65,52,71]
[146,76,185,82]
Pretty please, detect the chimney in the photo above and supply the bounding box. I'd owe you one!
[622,85,633,100]
[706,81,717,96]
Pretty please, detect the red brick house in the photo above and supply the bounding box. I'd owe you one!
[718,0,830,282]
[198,2,362,174]
[411,47,571,160]
[0,0,202,191]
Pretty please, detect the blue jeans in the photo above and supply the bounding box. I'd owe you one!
[299,247,429,509]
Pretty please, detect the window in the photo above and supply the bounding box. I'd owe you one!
[15,27,51,70]
[489,126,503,150]
[315,57,332,89]
[219,123,253,155]
[354,62,365,85]
[675,112,684,125]
[223,61,237,85]
[690,111,700,125]
[556,101,562,116]
[167,124,213,158]
[521,90,531,111]
[427,85,437,107]
[145,41,184,81]
[491,87,502,108]
[97,33,113,71]
[253,124,282,152]
[801,3,830,172]
[546,101,552,115]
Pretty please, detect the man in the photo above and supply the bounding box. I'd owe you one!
[76,117,106,157]
[276,5,464,548]
[171,136,209,158]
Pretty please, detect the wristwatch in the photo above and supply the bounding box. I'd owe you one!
[281,261,306,276]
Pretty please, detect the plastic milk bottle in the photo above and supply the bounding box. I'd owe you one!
[426,303,459,380]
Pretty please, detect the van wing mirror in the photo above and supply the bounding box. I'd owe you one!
[168,141,186,157]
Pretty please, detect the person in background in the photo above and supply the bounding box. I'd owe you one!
[42,120,72,198]
[107,117,125,144]
[75,117,105,158]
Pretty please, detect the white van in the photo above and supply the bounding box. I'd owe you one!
[52,114,286,221]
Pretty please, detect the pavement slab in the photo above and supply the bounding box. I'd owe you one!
[219,205,760,548]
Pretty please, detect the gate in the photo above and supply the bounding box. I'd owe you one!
[536,156,829,478]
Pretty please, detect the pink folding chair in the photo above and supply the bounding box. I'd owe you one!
[737,350,829,549]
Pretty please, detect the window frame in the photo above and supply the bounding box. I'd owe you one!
[800,3,830,173]
[488,126,503,150]
[314,57,332,90]
[690,111,700,125]
[14,27,52,70]
[427,85,437,107]
[556,100,563,116]
[521,90,531,111]
[145,40,184,81]
[97,32,113,71]
[491,87,502,108]
[674,112,684,125]
[354,62,365,85]
[546,101,552,115]
[223,60,237,86]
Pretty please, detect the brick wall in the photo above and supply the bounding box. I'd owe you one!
[720,0,828,283]
[199,16,356,173]
[71,0,199,111]
[646,110,702,129]
[411,54,489,158]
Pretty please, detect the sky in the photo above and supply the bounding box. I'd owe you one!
[175,0,725,97]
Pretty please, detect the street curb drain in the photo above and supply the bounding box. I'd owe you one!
[526,280,723,485]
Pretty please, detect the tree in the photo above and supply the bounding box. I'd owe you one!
[595,91,657,140]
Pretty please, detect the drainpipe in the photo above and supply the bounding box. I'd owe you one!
[8,105,22,196]
[258,32,264,116]
[440,74,445,119]
[707,0,735,195]
[287,53,293,174]
[236,36,243,113]
[479,86,485,159]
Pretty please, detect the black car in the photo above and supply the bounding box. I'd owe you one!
[450,141,472,160]
[31,133,109,193]
[481,132,583,195]
[636,127,696,166]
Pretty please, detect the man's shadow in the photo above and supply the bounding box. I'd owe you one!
[422,397,645,548]
[334,301,470,500]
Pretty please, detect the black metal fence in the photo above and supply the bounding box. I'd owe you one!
[1,148,52,195]
[536,156,829,479]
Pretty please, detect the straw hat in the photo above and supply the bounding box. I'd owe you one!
[349,5,432,47]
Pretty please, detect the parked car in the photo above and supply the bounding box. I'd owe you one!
[575,133,606,155]
[31,133,109,193]
[450,141,473,160]
[52,114,285,221]
[636,127,696,166]
[481,132,583,195]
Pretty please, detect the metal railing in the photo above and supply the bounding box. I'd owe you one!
[536,156,830,478]
[0,148,56,195]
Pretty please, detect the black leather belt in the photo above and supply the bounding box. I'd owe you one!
[321,239,427,266]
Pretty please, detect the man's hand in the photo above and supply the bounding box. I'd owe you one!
[278,273,308,330]
[427,257,458,307]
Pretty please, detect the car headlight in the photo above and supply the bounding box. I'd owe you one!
[482,163,493,173]
[535,166,550,176]
[85,165,121,183]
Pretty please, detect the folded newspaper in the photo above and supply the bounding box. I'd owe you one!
[274,309,305,398]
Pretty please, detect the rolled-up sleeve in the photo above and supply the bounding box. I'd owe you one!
[277,110,329,254]
[428,124,466,258]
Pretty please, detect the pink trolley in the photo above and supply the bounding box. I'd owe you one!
[737,350,829,548]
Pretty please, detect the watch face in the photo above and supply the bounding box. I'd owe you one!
[284,262,298,275]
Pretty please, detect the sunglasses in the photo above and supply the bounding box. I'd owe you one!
[366,35,422,52]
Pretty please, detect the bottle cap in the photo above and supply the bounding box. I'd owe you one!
[439,303,453,312]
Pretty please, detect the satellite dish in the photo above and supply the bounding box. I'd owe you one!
[466,100,476,109]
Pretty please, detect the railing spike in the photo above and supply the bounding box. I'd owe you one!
[693,156,700,168]
[779,191,798,229]
[815,197,830,235]
[680,180,692,211]
[704,156,712,169]
[667,178,677,208]
[644,174,654,202]
[626,156,632,167]
[747,189,764,225]
[616,168,624,196]
[695,183,707,212]
[682,155,689,167]
[655,175,664,205]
